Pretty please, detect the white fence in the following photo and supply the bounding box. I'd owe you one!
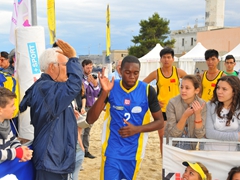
[162,138,240,180]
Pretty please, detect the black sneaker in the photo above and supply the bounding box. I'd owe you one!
[84,151,96,159]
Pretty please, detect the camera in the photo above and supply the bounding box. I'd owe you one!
[92,73,98,79]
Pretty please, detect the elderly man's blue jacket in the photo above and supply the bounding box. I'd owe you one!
[20,57,82,174]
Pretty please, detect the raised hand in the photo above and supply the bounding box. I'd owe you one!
[56,39,76,58]
[98,67,114,92]
[192,101,205,115]
[87,74,98,87]
[183,106,194,118]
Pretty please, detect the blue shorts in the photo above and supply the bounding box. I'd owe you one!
[100,156,142,180]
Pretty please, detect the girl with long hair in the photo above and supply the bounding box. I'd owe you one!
[205,76,240,151]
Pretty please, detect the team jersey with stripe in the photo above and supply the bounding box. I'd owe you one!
[156,66,180,112]
[102,80,151,160]
[0,71,19,117]
[201,70,223,102]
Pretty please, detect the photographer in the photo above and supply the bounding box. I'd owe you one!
[81,59,100,159]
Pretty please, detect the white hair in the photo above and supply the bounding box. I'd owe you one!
[39,48,59,72]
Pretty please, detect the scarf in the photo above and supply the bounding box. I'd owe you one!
[0,120,10,139]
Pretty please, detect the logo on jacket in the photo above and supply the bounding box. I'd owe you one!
[113,105,124,110]
[124,99,131,105]
[131,106,142,113]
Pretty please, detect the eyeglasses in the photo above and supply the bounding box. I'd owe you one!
[225,62,235,65]
[53,62,67,66]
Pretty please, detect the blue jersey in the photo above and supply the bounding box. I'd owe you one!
[102,80,151,160]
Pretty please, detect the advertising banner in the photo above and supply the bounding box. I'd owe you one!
[15,26,45,140]
[163,139,240,180]
[10,0,31,45]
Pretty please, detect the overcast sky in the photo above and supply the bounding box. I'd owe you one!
[0,0,239,55]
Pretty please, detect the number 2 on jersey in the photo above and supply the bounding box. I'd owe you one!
[208,89,211,95]
[124,113,131,124]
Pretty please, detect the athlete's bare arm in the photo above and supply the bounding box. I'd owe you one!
[221,72,227,77]
[143,70,157,83]
[177,68,187,78]
[118,104,164,137]
[198,73,204,98]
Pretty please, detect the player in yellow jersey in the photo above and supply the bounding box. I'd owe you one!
[143,47,187,156]
[201,49,225,102]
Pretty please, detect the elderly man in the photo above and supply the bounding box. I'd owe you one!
[108,59,122,80]
[19,40,82,180]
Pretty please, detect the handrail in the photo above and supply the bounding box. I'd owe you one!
[164,137,240,146]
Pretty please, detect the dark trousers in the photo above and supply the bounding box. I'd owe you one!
[82,126,92,152]
[82,107,92,152]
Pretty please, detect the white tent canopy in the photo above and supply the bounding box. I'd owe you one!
[179,42,207,74]
[139,43,163,81]
[139,43,163,62]
[222,43,240,60]
[222,43,240,71]
[139,43,178,81]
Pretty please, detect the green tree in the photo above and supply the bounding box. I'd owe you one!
[128,13,175,58]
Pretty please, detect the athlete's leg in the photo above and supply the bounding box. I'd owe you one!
[101,157,141,180]
[100,156,121,180]
[158,112,167,157]
[121,159,142,180]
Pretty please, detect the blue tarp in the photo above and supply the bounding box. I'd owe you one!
[0,146,34,180]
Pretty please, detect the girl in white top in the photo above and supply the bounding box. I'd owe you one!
[205,76,240,151]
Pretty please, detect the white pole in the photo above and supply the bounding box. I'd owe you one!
[31,0,37,25]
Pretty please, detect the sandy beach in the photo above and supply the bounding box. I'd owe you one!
[79,112,162,180]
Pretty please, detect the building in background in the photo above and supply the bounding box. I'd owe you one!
[102,50,128,64]
[79,49,128,72]
[171,0,226,56]
[197,27,240,56]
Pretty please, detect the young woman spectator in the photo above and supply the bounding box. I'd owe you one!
[205,76,240,151]
[181,161,212,180]
[165,75,206,150]
[227,166,240,180]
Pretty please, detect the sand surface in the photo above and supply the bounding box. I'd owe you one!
[79,112,162,180]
